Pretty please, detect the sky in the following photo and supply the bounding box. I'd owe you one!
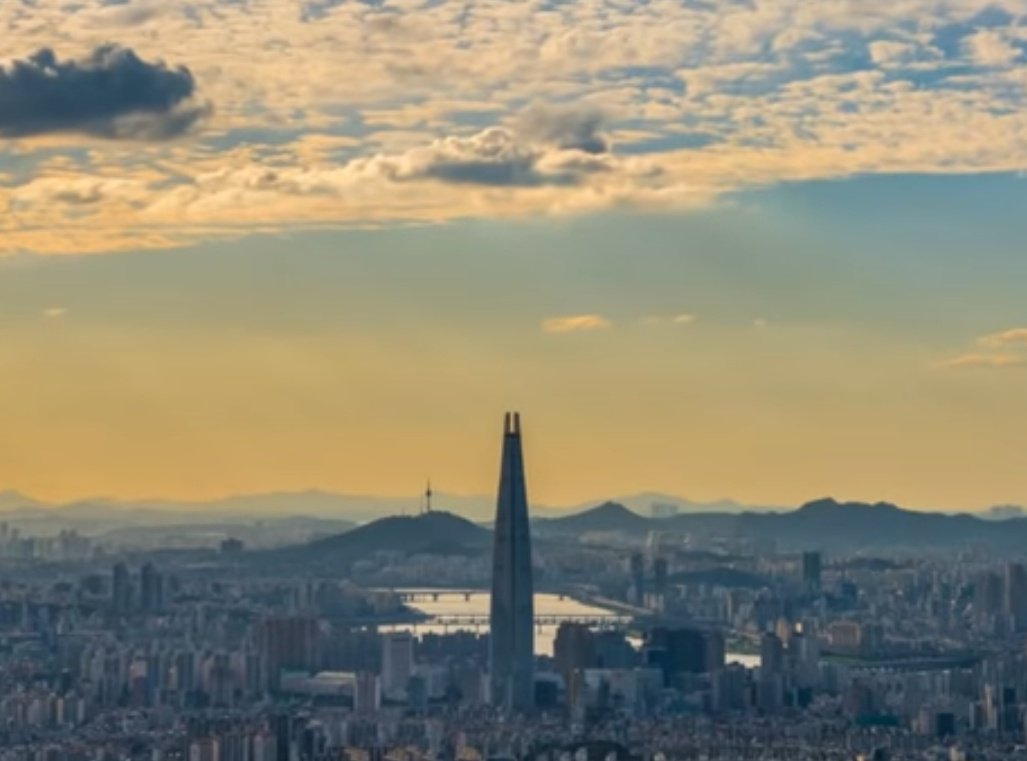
[1,0,1026,510]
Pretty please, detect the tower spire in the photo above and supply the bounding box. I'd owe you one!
[489,410,534,712]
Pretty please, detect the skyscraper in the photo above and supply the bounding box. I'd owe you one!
[1004,562,1027,631]
[489,411,534,712]
[381,631,414,701]
[802,551,823,593]
[140,562,164,614]
[112,562,131,615]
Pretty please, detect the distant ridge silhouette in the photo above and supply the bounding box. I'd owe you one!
[282,510,490,561]
[537,497,1027,552]
[537,501,652,534]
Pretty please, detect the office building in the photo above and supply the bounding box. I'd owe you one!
[381,631,414,701]
[802,551,822,593]
[112,562,131,615]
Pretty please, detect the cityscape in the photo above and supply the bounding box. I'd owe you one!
[0,415,1026,760]
[4,0,1027,759]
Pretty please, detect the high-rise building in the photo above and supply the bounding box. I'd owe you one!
[381,631,414,701]
[976,571,1004,619]
[629,553,645,606]
[140,562,164,614]
[553,623,595,686]
[760,631,784,675]
[802,551,822,593]
[355,671,381,715]
[489,411,535,712]
[112,562,131,615]
[645,627,723,683]
[1004,562,1027,631]
[258,616,321,692]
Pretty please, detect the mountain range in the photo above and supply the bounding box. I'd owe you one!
[2,489,1025,555]
[0,488,778,532]
[537,497,1027,552]
[253,497,1027,567]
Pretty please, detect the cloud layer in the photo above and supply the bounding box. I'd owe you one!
[2,0,1027,254]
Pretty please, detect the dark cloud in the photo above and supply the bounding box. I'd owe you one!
[0,46,208,140]
[517,105,609,154]
[421,154,554,187]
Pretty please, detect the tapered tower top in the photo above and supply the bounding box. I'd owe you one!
[504,411,521,435]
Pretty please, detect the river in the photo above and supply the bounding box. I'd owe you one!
[383,589,759,667]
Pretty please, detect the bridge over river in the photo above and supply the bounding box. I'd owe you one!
[407,613,630,629]
[375,589,632,649]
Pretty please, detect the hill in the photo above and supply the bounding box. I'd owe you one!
[278,511,491,563]
[536,501,652,536]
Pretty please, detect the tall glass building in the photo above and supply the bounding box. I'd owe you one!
[489,412,535,712]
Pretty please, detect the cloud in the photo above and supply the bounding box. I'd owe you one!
[5,0,1027,253]
[978,327,1027,349]
[362,117,620,187]
[86,0,177,28]
[754,318,769,329]
[940,353,1025,369]
[0,46,207,140]
[377,126,605,187]
[644,313,697,326]
[541,314,612,333]
[41,307,68,319]
[938,327,1027,369]
[516,105,609,155]
[963,29,1021,68]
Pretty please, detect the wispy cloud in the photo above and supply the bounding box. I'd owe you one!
[940,353,1025,369]
[643,313,697,326]
[541,314,611,334]
[939,327,1027,369]
[978,327,1027,349]
[41,307,68,319]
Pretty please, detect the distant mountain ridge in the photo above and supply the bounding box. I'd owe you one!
[538,501,652,535]
[536,497,1027,552]
[0,489,1023,551]
[0,488,784,528]
[266,497,1027,561]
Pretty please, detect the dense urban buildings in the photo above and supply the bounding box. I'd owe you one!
[3,462,1027,758]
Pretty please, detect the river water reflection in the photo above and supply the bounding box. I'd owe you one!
[383,589,759,667]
